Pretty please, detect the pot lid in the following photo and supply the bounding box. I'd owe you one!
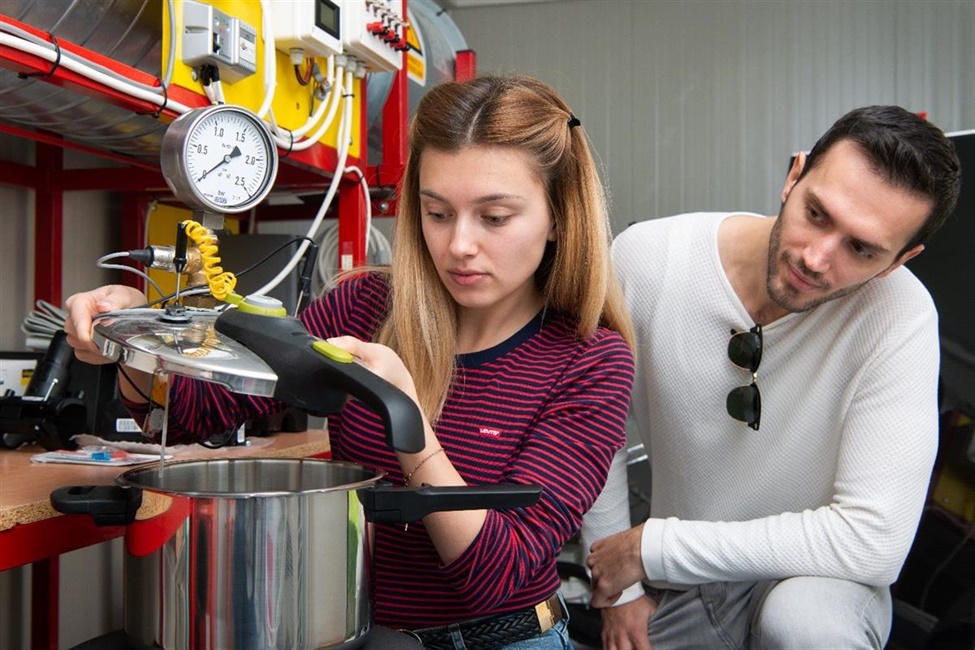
[92,307,278,396]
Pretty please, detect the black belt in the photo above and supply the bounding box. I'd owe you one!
[409,593,566,650]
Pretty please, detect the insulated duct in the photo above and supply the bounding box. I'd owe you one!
[0,0,167,162]
[0,0,467,166]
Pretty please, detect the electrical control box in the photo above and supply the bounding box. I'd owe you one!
[271,0,344,58]
[182,0,258,83]
[341,0,406,72]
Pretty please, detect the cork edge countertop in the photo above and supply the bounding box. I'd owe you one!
[0,430,330,531]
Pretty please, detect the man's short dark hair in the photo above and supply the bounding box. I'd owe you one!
[798,106,961,256]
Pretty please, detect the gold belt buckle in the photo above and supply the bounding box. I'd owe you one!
[534,595,558,633]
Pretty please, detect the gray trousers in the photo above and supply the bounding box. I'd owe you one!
[647,577,892,649]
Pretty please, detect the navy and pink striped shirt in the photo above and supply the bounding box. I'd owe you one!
[139,273,634,628]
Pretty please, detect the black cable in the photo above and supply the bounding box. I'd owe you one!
[231,235,317,278]
[116,363,152,404]
[123,230,322,309]
[295,240,320,314]
[149,78,168,119]
[143,235,316,308]
[143,283,211,309]
[197,423,242,449]
[119,361,238,449]
[280,128,295,159]
[18,32,60,79]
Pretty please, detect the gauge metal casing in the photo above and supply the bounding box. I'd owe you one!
[161,105,278,214]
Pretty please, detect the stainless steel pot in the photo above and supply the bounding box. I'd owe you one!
[52,302,539,648]
[52,457,539,650]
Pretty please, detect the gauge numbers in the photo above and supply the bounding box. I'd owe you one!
[162,105,278,214]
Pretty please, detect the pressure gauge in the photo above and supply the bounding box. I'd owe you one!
[161,105,278,214]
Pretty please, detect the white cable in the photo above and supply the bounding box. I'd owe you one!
[288,55,337,140]
[316,221,341,288]
[97,252,166,300]
[315,165,393,290]
[0,32,193,114]
[252,70,356,296]
[287,85,328,139]
[315,220,393,291]
[143,200,157,248]
[273,64,345,151]
[345,165,372,247]
[202,80,219,104]
[214,79,226,104]
[255,0,277,119]
[0,22,172,98]
[163,0,176,86]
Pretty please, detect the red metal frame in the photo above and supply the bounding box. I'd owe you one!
[0,516,125,573]
[34,144,64,306]
[31,558,58,650]
[455,50,478,83]
[0,516,125,649]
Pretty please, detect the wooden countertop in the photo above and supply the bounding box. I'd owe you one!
[0,430,330,532]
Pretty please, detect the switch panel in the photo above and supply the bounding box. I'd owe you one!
[182,0,257,83]
[341,0,406,72]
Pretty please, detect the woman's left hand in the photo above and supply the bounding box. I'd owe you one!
[326,336,420,403]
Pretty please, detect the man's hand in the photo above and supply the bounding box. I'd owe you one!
[587,524,647,607]
[601,596,656,650]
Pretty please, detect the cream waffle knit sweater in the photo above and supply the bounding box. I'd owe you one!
[582,212,939,598]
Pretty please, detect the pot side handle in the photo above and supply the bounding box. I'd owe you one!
[50,485,142,526]
[360,483,543,524]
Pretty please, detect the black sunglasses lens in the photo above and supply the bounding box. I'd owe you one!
[728,332,762,372]
[727,383,761,430]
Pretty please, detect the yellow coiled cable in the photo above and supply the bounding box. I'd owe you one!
[182,220,237,301]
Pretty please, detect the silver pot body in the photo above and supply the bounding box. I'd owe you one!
[117,458,383,650]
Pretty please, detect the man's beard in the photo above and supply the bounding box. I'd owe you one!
[765,210,868,314]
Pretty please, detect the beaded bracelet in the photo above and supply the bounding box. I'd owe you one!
[403,447,444,486]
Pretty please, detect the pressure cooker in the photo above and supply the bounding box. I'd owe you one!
[51,301,542,649]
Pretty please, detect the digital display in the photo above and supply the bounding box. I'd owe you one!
[316,0,340,39]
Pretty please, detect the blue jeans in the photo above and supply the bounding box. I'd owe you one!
[496,619,573,650]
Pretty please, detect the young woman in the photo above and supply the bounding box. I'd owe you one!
[65,74,636,649]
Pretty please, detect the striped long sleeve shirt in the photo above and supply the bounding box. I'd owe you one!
[131,272,635,628]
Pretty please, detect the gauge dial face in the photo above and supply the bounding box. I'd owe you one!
[162,106,278,213]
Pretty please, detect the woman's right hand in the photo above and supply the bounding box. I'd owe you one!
[64,284,145,365]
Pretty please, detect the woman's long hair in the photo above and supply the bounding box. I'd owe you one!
[378,74,635,421]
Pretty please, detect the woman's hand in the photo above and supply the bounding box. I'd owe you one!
[325,336,420,403]
[64,285,146,365]
[327,335,485,563]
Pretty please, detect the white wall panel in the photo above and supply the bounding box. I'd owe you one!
[450,0,975,233]
[0,135,120,350]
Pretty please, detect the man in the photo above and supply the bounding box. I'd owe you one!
[582,106,961,649]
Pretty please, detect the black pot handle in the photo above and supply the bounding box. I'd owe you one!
[360,483,543,524]
[50,485,142,526]
[215,308,425,453]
